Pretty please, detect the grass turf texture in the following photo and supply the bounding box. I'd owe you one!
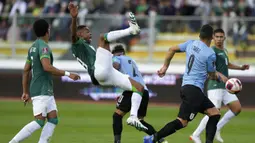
[0,100,254,143]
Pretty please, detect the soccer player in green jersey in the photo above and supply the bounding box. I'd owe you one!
[9,19,80,143]
[68,3,147,131]
[190,28,250,143]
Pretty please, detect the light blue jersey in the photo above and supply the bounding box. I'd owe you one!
[179,40,216,91]
[112,55,147,89]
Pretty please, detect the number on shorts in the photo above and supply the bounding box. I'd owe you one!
[189,113,195,120]
[118,95,124,103]
[187,54,195,75]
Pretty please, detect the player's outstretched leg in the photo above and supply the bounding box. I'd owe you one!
[190,115,209,143]
[38,110,58,143]
[215,100,241,143]
[9,116,44,143]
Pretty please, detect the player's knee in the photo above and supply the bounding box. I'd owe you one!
[177,118,188,128]
[48,117,59,125]
[35,119,45,127]
[175,119,185,129]
[135,84,144,93]
[115,109,126,116]
[94,68,108,81]
[206,107,220,116]
[113,112,123,120]
[232,108,241,115]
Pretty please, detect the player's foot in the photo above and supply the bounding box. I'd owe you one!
[189,135,202,143]
[143,135,156,143]
[215,131,224,143]
[128,12,140,35]
[127,116,148,131]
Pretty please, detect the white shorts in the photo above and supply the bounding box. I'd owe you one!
[94,47,132,90]
[207,89,239,108]
[31,96,58,117]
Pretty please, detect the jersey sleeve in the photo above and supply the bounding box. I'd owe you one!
[178,40,193,52]
[112,56,121,64]
[26,49,31,64]
[39,43,51,60]
[207,53,216,72]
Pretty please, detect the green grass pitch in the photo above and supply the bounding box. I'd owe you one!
[0,99,254,143]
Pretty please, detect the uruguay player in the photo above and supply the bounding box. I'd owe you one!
[144,24,228,143]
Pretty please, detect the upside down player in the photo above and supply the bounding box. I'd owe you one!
[68,3,147,130]
[9,19,80,143]
[190,28,250,143]
[111,45,168,143]
[144,24,228,143]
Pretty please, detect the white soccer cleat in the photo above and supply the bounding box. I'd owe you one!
[128,12,140,35]
[189,135,202,143]
[127,116,148,131]
[215,131,224,143]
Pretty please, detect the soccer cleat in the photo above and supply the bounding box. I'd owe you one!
[128,12,140,35]
[215,131,224,143]
[189,135,202,143]
[143,135,155,143]
[127,116,148,131]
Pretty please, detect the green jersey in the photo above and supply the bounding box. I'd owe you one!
[207,46,229,90]
[71,39,99,85]
[26,39,54,97]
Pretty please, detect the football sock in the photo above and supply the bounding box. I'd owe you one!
[140,120,157,135]
[38,122,56,143]
[130,92,142,117]
[113,112,123,143]
[154,119,183,142]
[10,121,41,142]
[192,115,209,137]
[104,28,131,42]
[217,110,235,131]
[206,115,221,143]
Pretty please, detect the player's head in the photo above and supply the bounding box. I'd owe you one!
[213,28,225,47]
[33,19,50,38]
[112,45,125,56]
[199,24,213,45]
[77,25,92,43]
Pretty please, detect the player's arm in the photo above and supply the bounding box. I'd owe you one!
[207,54,228,82]
[228,62,250,70]
[22,61,31,94]
[68,2,78,43]
[112,56,121,70]
[158,40,193,77]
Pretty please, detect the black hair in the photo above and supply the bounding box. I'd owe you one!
[112,45,125,54]
[33,19,49,37]
[77,25,87,31]
[213,28,225,35]
[199,24,213,40]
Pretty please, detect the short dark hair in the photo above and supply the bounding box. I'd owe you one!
[112,45,125,54]
[33,19,49,37]
[77,25,87,31]
[213,28,225,35]
[199,24,213,40]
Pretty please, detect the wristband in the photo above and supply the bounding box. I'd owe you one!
[65,71,70,76]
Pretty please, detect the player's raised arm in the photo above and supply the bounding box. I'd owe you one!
[158,40,193,77]
[68,2,79,43]
[228,62,250,70]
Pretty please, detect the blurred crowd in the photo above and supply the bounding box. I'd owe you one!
[0,0,255,45]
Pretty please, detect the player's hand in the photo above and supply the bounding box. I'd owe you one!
[21,93,29,103]
[69,73,80,81]
[157,66,168,77]
[68,2,78,18]
[241,64,250,70]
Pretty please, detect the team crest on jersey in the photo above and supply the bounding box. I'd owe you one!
[42,47,48,53]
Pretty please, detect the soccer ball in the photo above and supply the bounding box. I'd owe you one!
[225,78,242,94]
